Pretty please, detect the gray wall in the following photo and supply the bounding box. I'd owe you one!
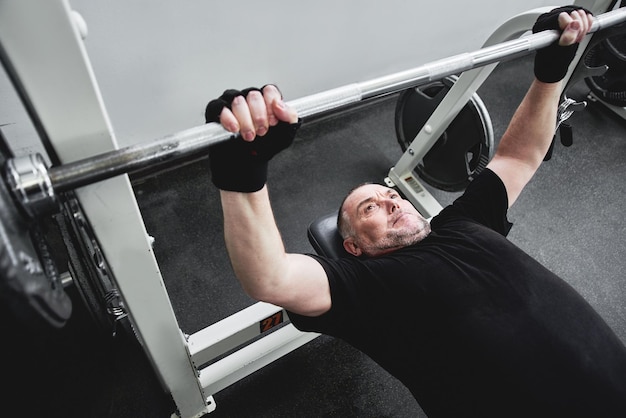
[2,0,556,154]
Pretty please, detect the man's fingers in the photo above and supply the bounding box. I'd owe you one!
[246,90,269,137]
[262,85,283,126]
[271,99,299,125]
[231,95,256,141]
[558,10,592,46]
[570,10,591,42]
[218,86,299,141]
[559,21,580,46]
[218,107,239,134]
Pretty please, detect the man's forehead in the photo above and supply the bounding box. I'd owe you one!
[346,184,394,205]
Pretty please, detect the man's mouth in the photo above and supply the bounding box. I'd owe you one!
[392,213,406,226]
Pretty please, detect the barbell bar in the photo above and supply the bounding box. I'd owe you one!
[7,7,626,218]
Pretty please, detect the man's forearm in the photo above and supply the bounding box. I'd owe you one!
[220,187,288,298]
[499,80,562,168]
[486,79,562,206]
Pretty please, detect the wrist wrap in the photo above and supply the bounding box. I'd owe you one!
[532,6,591,83]
[205,86,301,192]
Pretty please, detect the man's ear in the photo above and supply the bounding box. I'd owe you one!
[343,238,362,257]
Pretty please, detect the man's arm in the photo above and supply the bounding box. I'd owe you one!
[211,86,331,317]
[486,80,562,206]
[487,8,593,207]
[220,187,331,316]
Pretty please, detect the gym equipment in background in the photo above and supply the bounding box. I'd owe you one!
[394,76,493,192]
[585,31,626,106]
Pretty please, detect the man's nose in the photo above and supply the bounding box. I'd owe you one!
[386,199,399,213]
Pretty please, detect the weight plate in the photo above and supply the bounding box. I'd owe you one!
[584,33,626,107]
[0,130,71,329]
[394,76,493,192]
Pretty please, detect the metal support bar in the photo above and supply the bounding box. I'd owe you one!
[197,323,318,397]
[21,7,625,201]
[187,301,319,397]
[188,302,290,367]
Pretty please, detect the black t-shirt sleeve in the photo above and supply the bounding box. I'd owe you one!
[431,168,513,236]
[287,253,364,333]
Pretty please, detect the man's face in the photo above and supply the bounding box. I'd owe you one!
[341,184,431,257]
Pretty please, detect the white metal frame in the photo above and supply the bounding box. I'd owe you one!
[0,0,620,417]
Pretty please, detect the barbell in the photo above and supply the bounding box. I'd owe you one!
[6,7,626,219]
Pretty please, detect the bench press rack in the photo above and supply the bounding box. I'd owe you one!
[0,0,624,416]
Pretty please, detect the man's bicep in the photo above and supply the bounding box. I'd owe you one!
[272,253,331,317]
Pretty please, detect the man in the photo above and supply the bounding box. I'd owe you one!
[205,7,626,417]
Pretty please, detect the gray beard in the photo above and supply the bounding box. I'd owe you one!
[361,218,431,257]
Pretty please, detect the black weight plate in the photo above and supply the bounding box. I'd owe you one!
[0,130,71,329]
[584,33,626,107]
[395,77,492,192]
[0,175,72,329]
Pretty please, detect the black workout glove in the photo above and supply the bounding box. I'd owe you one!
[532,6,591,83]
[205,86,301,192]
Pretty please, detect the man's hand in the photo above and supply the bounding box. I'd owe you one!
[532,6,594,83]
[205,85,301,192]
[207,85,298,140]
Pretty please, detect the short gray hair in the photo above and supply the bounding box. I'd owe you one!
[336,182,374,239]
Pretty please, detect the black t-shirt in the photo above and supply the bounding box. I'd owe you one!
[289,169,626,417]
